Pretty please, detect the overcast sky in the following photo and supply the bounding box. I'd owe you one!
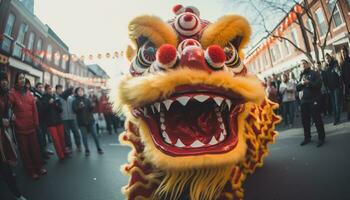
[34,0,286,77]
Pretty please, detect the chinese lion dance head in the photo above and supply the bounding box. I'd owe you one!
[113,5,280,200]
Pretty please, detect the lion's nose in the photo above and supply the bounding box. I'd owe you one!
[179,46,207,71]
[180,45,225,72]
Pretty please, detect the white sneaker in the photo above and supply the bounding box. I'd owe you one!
[16,196,27,200]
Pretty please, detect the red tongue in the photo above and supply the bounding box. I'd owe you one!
[164,101,221,146]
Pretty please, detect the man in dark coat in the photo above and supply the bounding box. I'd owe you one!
[33,82,53,160]
[296,59,325,147]
[73,87,103,156]
[340,46,350,120]
[323,53,342,125]
[42,84,66,160]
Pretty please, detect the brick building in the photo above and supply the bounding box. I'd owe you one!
[0,0,103,89]
[245,0,350,78]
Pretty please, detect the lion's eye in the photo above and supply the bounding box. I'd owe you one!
[224,42,241,69]
[137,41,156,68]
[131,41,157,74]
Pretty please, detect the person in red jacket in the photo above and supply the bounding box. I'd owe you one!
[99,90,118,135]
[9,72,47,180]
[0,71,27,200]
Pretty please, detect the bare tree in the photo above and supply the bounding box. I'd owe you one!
[244,0,339,64]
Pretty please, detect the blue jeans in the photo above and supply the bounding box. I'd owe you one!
[330,89,341,122]
[63,119,81,149]
[79,123,101,151]
[282,101,295,125]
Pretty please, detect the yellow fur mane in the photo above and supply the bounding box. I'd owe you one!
[129,15,178,48]
[200,15,252,59]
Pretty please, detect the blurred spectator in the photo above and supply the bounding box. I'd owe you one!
[318,61,331,117]
[73,87,103,156]
[56,85,82,152]
[340,46,350,120]
[24,78,31,91]
[99,90,118,135]
[9,72,47,179]
[279,73,296,127]
[324,53,342,125]
[89,91,101,135]
[0,71,27,200]
[297,59,325,147]
[42,84,66,160]
[34,82,53,160]
[266,80,279,103]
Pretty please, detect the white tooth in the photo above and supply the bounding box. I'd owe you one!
[160,116,165,123]
[151,105,155,113]
[226,99,232,110]
[177,96,191,106]
[155,102,161,112]
[218,117,223,122]
[213,97,224,106]
[190,140,205,148]
[162,132,172,144]
[175,139,185,147]
[193,95,209,102]
[163,100,173,110]
[220,123,225,130]
[219,132,225,141]
[161,124,166,130]
[223,128,227,136]
[144,107,148,115]
[209,136,218,145]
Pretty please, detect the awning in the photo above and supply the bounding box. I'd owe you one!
[9,57,43,79]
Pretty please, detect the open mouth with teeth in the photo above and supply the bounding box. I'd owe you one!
[136,85,245,156]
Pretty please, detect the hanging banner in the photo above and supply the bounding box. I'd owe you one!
[22,48,108,87]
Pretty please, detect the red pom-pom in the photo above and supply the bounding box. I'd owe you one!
[183,14,193,22]
[156,44,177,65]
[207,45,226,64]
[173,4,183,14]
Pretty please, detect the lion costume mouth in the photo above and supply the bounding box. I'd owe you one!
[135,85,245,156]
[115,68,266,164]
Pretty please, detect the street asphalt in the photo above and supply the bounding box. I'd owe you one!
[1,117,350,200]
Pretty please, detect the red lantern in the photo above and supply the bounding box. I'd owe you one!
[294,4,303,14]
[289,12,297,23]
[71,54,78,62]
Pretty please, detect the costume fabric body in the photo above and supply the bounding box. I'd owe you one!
[114,5,280,200]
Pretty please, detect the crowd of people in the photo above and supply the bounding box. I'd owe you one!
[0,71,122,200]
[265,46,350,147]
